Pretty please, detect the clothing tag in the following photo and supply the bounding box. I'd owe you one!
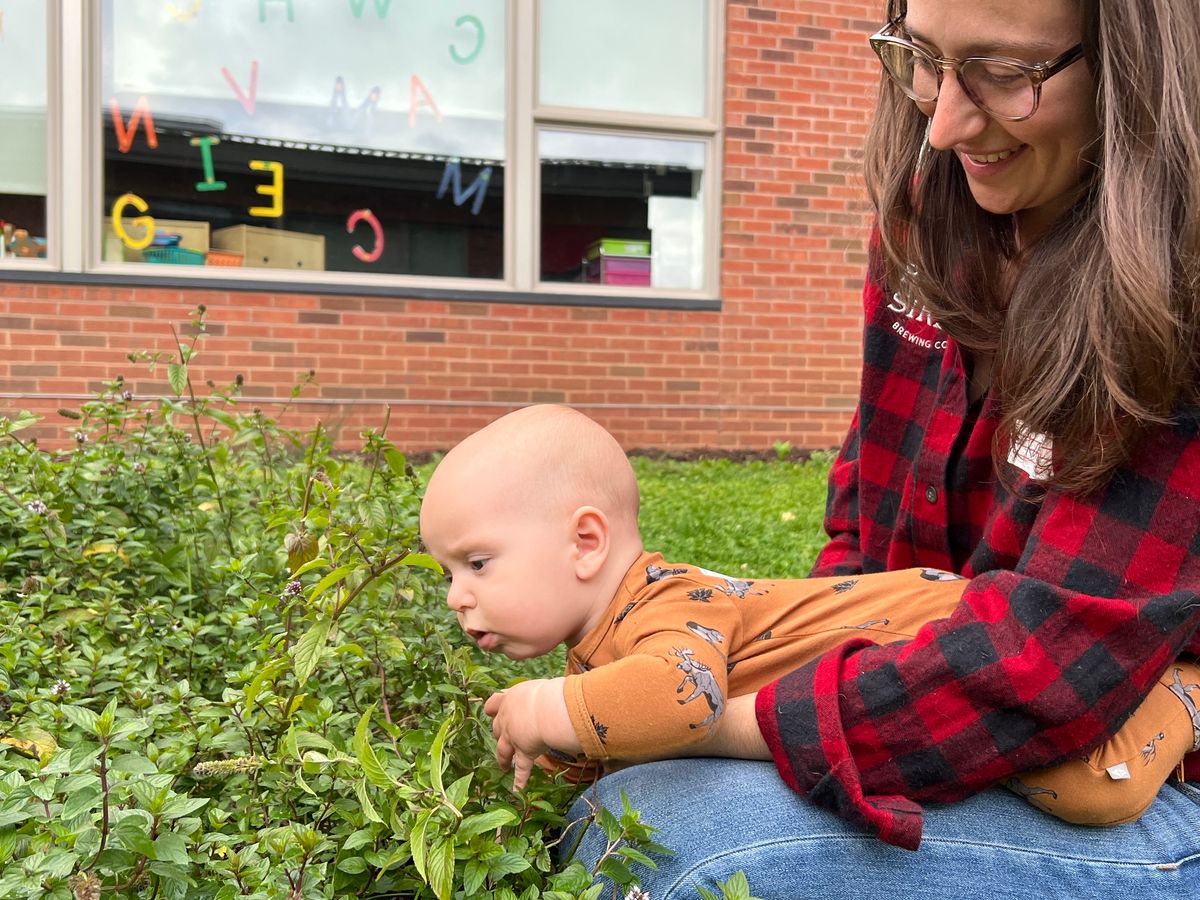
[1007,425,1054,481]
[1106,762,1131,781]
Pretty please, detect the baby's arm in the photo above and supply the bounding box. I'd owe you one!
[484,677,581,789]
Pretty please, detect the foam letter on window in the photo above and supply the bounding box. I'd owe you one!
[112,193,156,250]
[191,136,228,192]
[248,160,284,217]
[409,75,442,128]
[258,0,294,22]
[222,60,260,115]
[436,161,492,216]
[167,0,203,22]
[110,97,159,154]
[348,0,393,18]
[347,209,384,263]
[449,14,484,64]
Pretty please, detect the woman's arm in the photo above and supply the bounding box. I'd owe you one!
[759,415,1200,849]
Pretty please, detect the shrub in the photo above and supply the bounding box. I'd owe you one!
[0,311,665,899]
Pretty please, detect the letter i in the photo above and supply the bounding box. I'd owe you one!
[191,136,228,192]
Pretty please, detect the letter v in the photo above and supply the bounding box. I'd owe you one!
[222,61,260,115]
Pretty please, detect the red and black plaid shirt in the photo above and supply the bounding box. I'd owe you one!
[756,246,1200,850]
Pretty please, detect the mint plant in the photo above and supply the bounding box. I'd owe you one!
[0,309,670,899]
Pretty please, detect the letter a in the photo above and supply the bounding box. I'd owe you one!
[110,97,159,154]
[409,75,442,128]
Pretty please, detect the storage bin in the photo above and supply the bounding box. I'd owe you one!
[144,246,206,266]
[583,253,652,286]
[206,249,244,267]
[586,238,651,259]
[102,217,210,262]
[212,224,325,271]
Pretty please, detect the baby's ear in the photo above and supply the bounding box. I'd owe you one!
[570,506,610,579]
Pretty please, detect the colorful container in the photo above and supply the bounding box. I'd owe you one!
[143,246,206,266]
[583,253,652,286]
[586,238,651,259]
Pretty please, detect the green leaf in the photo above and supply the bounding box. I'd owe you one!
[167,363,188,397]
[445,773,471,812]
[154,832,189,866]
[383,446,407,478]
[488,851,531,878]
[427,836,456,900]
[402,553,443,573]
[353,778,384,824]
[428,718,453,799]
[2,410,41,433]
[409,808,433,882]
[60,786,102,821]
[95,697,119,738]
[353,708,394,789]
[342,828,375,852]
[161,795,210,820]
[310,563,358,602]
[113,818,156,858]
[244,657,288,707]
[336,856,368,875]
[463,858,488,897]
[110,754,158,775]
[457,808,517,839]
[59,705,100,736]
[292,615,332,686]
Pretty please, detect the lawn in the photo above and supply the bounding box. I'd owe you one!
[632,454,833,579]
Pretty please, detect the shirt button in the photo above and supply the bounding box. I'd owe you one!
[925,485,938,504]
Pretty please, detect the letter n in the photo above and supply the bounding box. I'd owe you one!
[110,97,159,153]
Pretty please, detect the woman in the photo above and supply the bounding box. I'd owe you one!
[566,0,1200,895]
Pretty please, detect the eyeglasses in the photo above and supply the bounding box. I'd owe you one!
[868,20,1084,122]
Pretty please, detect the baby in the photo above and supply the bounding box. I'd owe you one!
[419,404,1200,826]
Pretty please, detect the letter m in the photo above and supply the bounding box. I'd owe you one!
[436,161,493,216]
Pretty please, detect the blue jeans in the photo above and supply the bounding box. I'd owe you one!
[564,759,1200,899]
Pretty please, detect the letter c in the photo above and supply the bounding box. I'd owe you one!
[347,208,384,263]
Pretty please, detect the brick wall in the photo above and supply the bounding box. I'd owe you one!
[0,0,881,455]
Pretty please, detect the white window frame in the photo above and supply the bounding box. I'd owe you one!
[8,0,722,303]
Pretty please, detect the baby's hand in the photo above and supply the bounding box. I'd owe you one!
[484,678,576,791]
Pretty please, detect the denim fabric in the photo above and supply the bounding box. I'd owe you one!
[563,759,1200,900]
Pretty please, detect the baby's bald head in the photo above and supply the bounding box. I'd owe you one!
[422,405,641,540]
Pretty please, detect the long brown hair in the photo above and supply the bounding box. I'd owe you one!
[864,0,1200,494]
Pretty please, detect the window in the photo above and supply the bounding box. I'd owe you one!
[3,1,722,301]
[0,3,50,262]
[101,0,505,279]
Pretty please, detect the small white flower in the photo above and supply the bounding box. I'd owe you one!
[74,431,89,444]
[50,680,70,697]
[624,888,651,900]
[25,499,48,515]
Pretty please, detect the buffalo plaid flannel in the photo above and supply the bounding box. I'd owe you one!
[755,246,1200,850]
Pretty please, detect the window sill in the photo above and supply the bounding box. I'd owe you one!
[0,266,722,311]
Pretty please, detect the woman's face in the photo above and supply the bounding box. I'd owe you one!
[904,0,1098,241]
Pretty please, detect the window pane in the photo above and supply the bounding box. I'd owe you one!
[540,130,705,291]
[0,2,49,261]
[538,0,708,118]
[100,0,505,278]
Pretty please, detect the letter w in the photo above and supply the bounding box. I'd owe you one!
[348,0,392,17]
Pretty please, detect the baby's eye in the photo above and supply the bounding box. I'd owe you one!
[443,572,453,586]
[469,558,488,572]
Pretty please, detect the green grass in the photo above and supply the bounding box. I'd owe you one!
[632,453,834,579]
